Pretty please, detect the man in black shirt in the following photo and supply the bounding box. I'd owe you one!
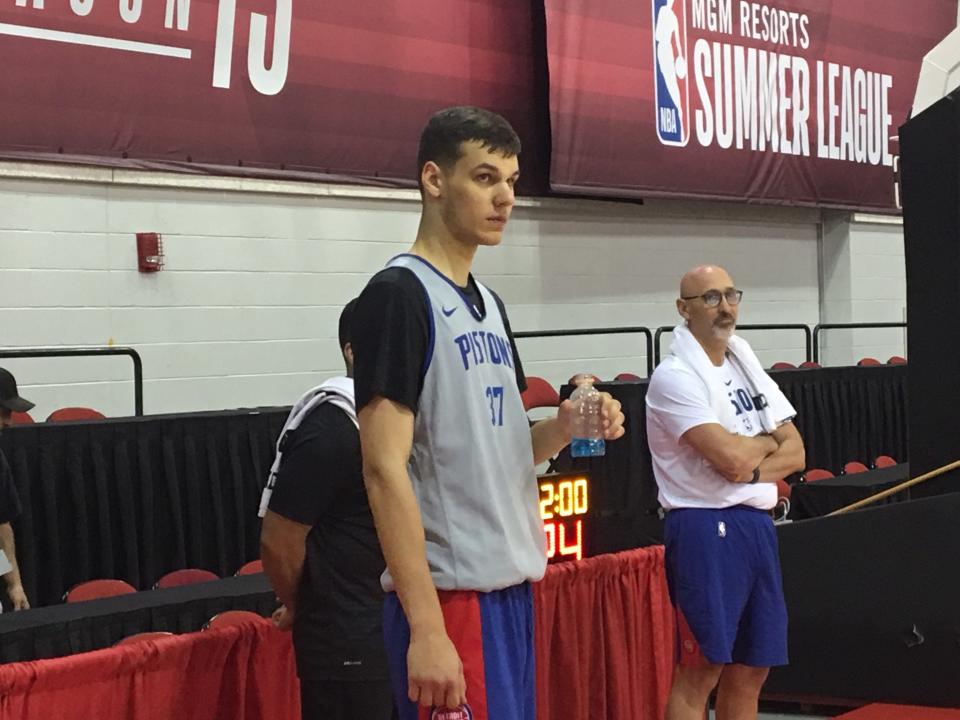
[260,301,393,720]
[0,368,32,611]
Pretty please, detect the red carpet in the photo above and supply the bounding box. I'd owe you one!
[837,705,960,719]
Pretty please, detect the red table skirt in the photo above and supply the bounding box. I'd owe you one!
[0,546,674,720]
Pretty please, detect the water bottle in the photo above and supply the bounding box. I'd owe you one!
[569,377,605,457]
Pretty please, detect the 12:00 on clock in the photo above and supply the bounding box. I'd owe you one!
[537,473,591,563]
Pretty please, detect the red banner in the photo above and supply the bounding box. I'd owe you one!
[0,1,539,185]
[546,0,955,210]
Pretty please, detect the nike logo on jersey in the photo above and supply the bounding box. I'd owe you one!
[442,306,457,317]
[724,380,732,386]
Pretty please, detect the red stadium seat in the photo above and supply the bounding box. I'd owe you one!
[843,461,869,475]
[804,468,834,482]
[857,357,882,367]
[771,362,796,370]
[65,579,137,603]
[154,568,219,589]
[775,478,792,500]
[204,610,266,630]
[235,559,263,576]
[10,411,34,425]
[773,479,792,522]
[874,455,897,469]
[46,407,106,422]
[614,372,642,381]
[520,376,560,411]
[887,355,907,365]
[799,361,822,369]
[114,631,176,646]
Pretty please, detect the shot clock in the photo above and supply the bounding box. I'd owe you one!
[538,472,592,563]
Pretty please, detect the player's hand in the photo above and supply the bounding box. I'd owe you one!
[557,393,625,442]
[407,630,466,708]
[7,584,29,611]
[598,392,626,441]
[271,604,294,631]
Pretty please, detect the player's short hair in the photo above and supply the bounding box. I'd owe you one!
[416,106,521,187]
[338,298,357,350]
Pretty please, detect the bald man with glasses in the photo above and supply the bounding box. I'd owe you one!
[646,266,805,720]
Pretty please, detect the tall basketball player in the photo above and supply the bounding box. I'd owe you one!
[352,107,625,720]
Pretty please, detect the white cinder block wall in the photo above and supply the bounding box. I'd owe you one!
[820,215,908,367]
[0,165,903,419]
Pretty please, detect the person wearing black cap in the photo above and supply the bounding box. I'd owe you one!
[259,300,393,720]
[0,367,32,611]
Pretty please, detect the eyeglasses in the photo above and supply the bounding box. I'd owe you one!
[680,288,743,308]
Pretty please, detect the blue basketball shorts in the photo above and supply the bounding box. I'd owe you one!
[664,505,788,668]
[383,583,535,720]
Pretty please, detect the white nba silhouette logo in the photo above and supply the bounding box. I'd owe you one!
[652,0,690,146]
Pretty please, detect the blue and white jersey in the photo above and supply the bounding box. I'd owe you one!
[382,254,547,593]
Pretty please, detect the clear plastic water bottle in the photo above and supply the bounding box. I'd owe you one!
[569,377,605,457]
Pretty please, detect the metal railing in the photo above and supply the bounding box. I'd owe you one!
[654,324,814,365]
[514,327,655,377]
[513,321,904,375]
[812,322,907,364]
[0,346,144,416]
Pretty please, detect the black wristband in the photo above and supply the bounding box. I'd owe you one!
[750,467,760,484]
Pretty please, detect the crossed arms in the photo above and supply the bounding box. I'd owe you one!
[682,420,805,484]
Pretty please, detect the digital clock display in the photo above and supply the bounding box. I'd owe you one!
[538,472,591,563]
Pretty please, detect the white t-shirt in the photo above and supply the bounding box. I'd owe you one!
[646,355,779,510]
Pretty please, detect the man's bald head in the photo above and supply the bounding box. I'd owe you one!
[679,265,734,298]
[677,264,740,348]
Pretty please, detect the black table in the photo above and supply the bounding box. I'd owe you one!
[0,573,275,664]
[789,463,910,520]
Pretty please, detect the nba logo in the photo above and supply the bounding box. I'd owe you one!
[652,0,690,146]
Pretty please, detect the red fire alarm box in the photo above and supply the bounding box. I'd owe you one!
[136,233,164,273]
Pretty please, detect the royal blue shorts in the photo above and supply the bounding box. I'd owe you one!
[383,583,535,720]
[664,505,788,668]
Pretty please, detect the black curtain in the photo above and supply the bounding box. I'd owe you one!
[902,87,960,497]
[0,408,286,608]
[0,365,908,607]
[773,365,908,472]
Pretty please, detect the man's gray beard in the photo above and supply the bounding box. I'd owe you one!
[712,323,735,341]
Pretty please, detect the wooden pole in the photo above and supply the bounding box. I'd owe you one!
[826,459,960,516]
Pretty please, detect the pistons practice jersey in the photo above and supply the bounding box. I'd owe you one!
[382,254,547,593]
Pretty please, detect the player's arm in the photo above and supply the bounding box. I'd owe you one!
[260,511,310,610]
[530,416,571,465]
[530,394,626,465]
[360,397,466,709]
[682,423,779,483]
[755,421,805,483]
[0,522,28,610]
